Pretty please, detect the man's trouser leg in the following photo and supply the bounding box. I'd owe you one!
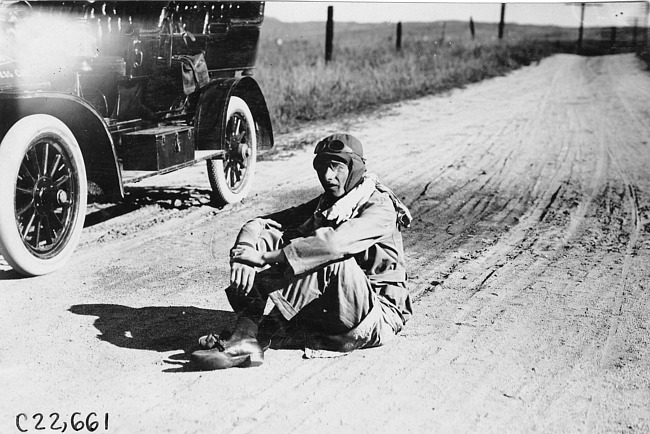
[265,258,374,337]
[256,256,405,353]
[224,227,286,321]
[190,229,285,370]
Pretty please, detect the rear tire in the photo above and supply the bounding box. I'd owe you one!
[0,115,87,276]
[207,96,257,205]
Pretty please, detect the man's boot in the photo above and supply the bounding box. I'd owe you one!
[190,316,263,370]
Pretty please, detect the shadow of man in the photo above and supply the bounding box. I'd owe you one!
[69,304,237,372]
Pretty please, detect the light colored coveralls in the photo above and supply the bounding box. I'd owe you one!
[229,187,413,353]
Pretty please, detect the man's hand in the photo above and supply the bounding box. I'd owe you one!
[229,246,288,295]
[230,261,257,296]
[229,246,262,296]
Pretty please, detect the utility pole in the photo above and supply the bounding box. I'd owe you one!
[641,1,650,61]
[641,1,650,57]
[439,21,447,45]
[578,2,585,53]
[498,3,506,39]
[396,22,402,51]
[576,3,603,54]
[325,6,334,63]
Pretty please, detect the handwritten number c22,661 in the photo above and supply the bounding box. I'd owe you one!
[15,413,109,432]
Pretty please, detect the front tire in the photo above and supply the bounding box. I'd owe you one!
[207,96,257,205]
[0,114,87,276]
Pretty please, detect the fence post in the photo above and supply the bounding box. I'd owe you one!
[325,6,334,63]
[396,22,402,51]
[470,17,475,40]
[439,21,446,44]
[498,3,505,39]
[641,1,650,62]
[577,2,585,53]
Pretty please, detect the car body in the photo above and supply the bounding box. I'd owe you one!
[0,1,274,276]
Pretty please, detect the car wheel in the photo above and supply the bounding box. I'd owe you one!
[0,114,87,276]
[207,96,257,205]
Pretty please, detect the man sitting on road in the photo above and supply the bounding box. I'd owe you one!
[190,133,413,370]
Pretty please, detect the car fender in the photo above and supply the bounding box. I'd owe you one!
[195,75,273,152]
[0,92,123,199]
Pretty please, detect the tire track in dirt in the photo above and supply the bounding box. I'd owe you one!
[582,150,642,432]
[579,55,647,432]
[405,55,580,300]
[378,55,645,432]
[450,55,650,432]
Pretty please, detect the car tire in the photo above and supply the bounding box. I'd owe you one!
[207,96,257,205]
[0,114,87,276]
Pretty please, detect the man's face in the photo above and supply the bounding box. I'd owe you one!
[314,159,349,198]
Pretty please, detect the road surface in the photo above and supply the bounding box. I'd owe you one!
[2,53,649,433]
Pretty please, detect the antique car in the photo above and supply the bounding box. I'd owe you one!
[0,1,274,276]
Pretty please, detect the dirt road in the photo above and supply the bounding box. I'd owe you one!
[2,53,650,433]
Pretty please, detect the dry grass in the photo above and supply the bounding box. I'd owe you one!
[254,19,639,134]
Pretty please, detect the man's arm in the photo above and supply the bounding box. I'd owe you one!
[232,198,320,250]
[228,198,318,295]
[229,247,287,295]
[231,247,287,267]
[283,191,396,275]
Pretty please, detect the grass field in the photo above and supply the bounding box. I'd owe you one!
[254,18,643,134]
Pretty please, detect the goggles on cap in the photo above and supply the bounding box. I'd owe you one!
[314,139,358,155]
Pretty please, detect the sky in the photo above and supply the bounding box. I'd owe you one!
[264,1,648,28]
